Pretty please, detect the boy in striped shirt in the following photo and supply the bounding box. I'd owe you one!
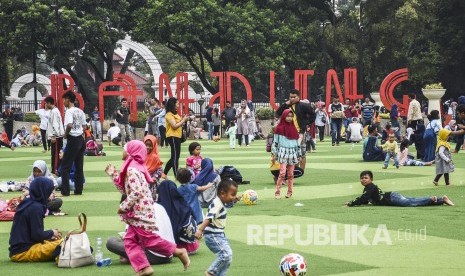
[195,179,238,276]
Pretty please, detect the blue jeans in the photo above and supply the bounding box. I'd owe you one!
[384,152,399,168]
[390,192,442,207]
[204,233,232,276]
[208,122,214,140]
[331,119,343,144]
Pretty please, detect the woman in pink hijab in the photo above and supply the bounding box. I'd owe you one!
[105,140,190,275]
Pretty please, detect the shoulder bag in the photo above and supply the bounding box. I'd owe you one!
[57,213,94,268]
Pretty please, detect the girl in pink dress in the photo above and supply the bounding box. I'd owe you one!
[186,142,203,178]
[106,140,190,276]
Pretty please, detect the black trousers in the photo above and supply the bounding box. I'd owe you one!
[164,136,181,176]
[51,137,63,175]
[40,129,51,151]
[237,134,249,146]
[214,125,220,136]
[317,125,325,141]
[60,135,85,196]
[3,121,13,140]
[159,125,167,147]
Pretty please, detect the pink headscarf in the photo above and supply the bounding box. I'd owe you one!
[115,140,153,190]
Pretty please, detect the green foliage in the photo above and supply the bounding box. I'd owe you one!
[423,82,444,89]
[256,107,276,120]
[23,112,40,123]
[134,111,147,128]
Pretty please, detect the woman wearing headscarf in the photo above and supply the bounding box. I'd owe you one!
[157,180,200,255]
[247,100,257,142]
[9,177,62,262]
[194,158,221,207]
[144,135,164,198]
[105,140,190,275]
[26,160,62,214]
[235,99,251,146]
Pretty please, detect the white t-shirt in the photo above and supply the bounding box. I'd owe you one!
[348,123,363,141]
[107,126,120,140]
[35,109,50,130]
[64,107,86,137]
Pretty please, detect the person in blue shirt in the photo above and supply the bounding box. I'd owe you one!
[176,168,213,225]
[9,177,62,262]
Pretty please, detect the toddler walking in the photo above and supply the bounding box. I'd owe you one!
[195,179,238,276]
[272,109,301,199]
[105,140,189,276]
[225,121,237,149]
[433,129,454,186]
[382,133,399,169]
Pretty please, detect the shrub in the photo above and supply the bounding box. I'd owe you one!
[134,111,148,128]
[23,113,40,123]
[256,107,276,120]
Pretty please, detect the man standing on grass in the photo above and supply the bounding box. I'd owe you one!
[116,98,131,146]
[361,97,374,127]
[407,93,423,129]
[276,89,316,170]
[60,92,87,196]
[45,97,64,175]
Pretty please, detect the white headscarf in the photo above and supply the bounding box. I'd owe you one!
[27,160,57,187]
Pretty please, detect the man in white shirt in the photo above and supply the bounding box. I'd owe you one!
[407,93,423,129]
[45,97,65,175]
[60,91,87,196]
[347,117,363,142]
[107,123,121,146]
[35,107,50,152]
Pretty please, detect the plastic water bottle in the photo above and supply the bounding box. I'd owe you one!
[95,237,103,264]
[97,258,112,267]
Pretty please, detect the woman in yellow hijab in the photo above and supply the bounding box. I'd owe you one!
[433,129,454,186]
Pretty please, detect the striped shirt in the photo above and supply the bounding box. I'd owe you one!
[204,197,227,234]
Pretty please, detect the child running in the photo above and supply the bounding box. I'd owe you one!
[186,142,203,178]
[195,179,238,276]
[105,140,189,276]
[176,168,213,225]
[272,109,301,199]
[433,129,454,186]
[346,170,454,207]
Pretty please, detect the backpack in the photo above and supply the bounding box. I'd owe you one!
[219,166,246,184]
[85,140,99,156]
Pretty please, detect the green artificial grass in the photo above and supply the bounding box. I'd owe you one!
[0,138,464,275]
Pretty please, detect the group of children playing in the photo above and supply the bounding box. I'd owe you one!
[0,126,42,150]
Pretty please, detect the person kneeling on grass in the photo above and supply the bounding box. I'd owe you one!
[9,177,62,262]
[345,170,454,207]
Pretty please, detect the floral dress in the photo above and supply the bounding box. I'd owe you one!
[113,168,157,231]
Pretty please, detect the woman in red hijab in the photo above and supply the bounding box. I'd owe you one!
[144,135,164,199]
[271,109,301,199]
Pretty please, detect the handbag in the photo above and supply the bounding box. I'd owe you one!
[58,213,94,268]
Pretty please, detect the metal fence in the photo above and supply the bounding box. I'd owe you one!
[2,99,274,117]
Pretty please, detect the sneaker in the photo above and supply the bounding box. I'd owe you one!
[433,181,438,186]
[396,166,399,169]
[382,166,387,169]
[332,143,335,146]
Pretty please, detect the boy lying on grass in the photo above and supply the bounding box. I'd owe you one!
[345,170,454,207]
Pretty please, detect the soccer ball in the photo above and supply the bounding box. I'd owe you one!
[242,189,258,205]
[213,135,220,142]
[279,253,307,276]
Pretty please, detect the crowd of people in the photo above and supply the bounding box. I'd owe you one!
[2,90,464,276]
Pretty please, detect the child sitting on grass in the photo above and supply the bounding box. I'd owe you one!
[398,139,433,166]
[186,142,203,178]
[177,168,213,225]
[195,179,238,276]
[345,170,454,207]
[105,140,190,276]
